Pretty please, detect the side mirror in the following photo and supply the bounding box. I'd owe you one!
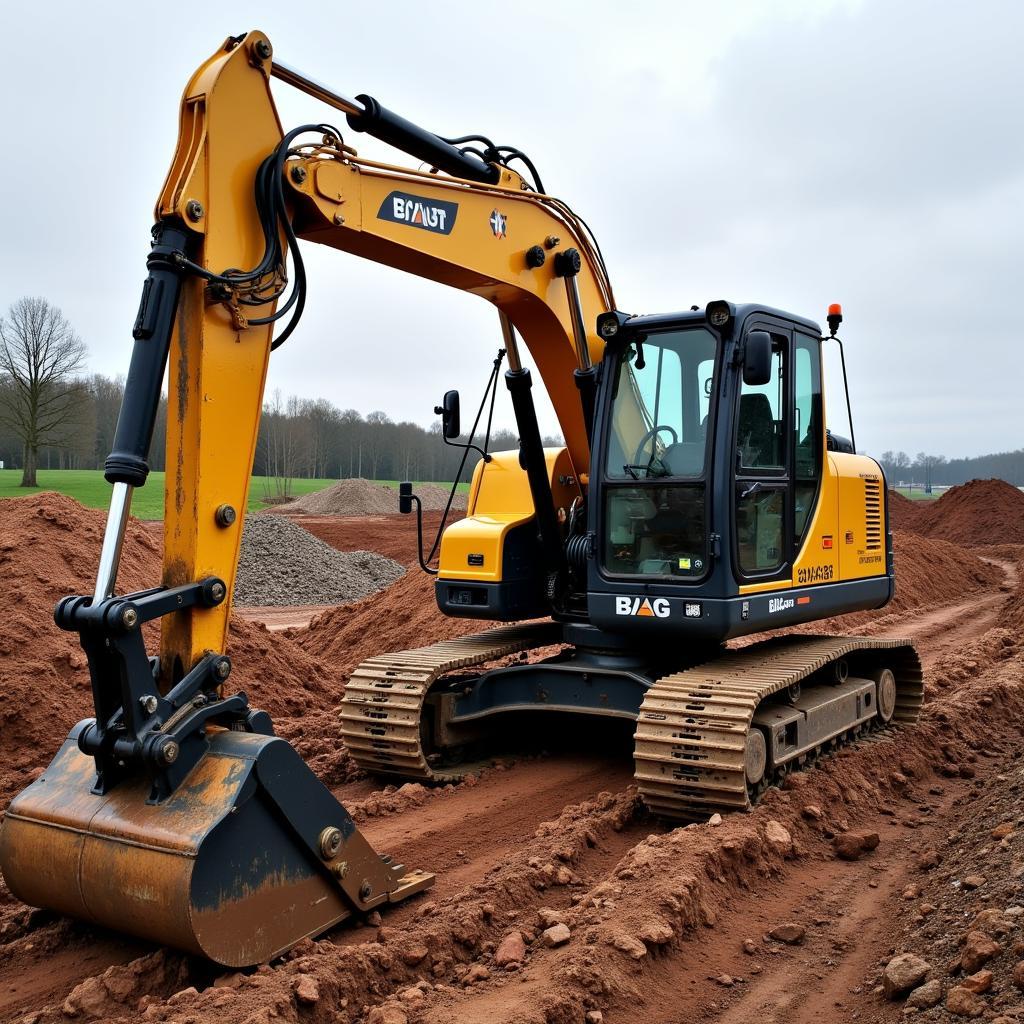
[436,390,461,439]
[743,331,773,387]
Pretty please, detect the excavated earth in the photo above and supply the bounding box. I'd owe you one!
[0,485,1023,1024]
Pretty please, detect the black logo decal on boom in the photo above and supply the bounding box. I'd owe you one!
[378,191,458,235]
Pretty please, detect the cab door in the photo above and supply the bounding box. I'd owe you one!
[732,327,792,584]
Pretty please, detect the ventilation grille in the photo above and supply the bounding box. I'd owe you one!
[864,478,882,550]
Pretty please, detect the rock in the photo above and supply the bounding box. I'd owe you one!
[62,977,108,1019]
[903,885,921,900]
[401,942,429,966]
[992,823,1015,840]
[611,933,647,959]
[398,987,425,1005]
[940,762,960,777]
[537,908,566,928]
[945,986,985,1018]
[367,1007,408,1024]
[920,903,937,917]
[917,850,941,871]
[765,820,793,856]
[768,923,806,945]
[970,909,1009,936]
[883,953,932,998]
[802,804,824,820]
[906,979,942,1009]
[715,974,734,987]
[961,931,1000,973]
[367,911,383,927]
[638,919,674,946]
[960,970,993,994]
[962,875,986,890]
[585,1013,604,1024]
[833,833,872,861]
[464,964,489,984]
[708,813,723,826]
[742,938,758,955]
[494,931,527,967]
[1013,961,1024,990]
[293,975,319,1005]
[541,924,571,948]
[554,866,575,886]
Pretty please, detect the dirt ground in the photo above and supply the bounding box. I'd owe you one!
[1,484,1024,1024]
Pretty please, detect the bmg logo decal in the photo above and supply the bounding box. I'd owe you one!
[615,596,670,619]
[378,191,458,234]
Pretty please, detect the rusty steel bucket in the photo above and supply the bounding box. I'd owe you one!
[0,725,432,967]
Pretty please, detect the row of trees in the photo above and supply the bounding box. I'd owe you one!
[2,298,1021,492]
[0,298,534,491]
[877,450,1024,490]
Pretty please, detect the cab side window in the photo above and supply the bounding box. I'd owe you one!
[735,335,787,575]
[737,342,784,471]
[793,335,823,545]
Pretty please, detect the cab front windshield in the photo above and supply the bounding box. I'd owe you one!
[602,328,717,578]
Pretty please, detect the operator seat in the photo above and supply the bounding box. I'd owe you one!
[737,393,778,467]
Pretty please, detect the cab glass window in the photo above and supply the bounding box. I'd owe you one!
[604,329,717,480]
[737,340,784,472]
[602,328,718,580]
[793,335,823,543]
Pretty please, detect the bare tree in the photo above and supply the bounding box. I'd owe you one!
[0,297,87,486]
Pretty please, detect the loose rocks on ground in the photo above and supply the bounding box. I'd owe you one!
[235,514,404,606]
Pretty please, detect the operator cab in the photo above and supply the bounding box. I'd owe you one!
[585,301,861,640]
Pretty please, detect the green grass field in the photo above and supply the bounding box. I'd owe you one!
[893,486,941,501]
[0,469,465,520]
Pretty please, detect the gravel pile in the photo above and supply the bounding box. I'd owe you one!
[272,477,466,515]
[234,514,405,607]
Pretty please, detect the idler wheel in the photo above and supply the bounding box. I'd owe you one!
[745,729,767,786]
[876,668,897,723]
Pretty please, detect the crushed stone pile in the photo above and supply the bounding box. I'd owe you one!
[0,494,343,810]
[235,514,404,606]
[902,479,1024,546]
[272,477,466,516]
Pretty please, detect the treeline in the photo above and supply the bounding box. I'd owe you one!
[0,372,551,487]
[877,450,1024,489]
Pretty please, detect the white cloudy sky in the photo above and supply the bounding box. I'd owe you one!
[2,0,1021,459]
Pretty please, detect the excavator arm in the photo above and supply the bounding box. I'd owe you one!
[0,30,613,966]
[154,29,612,672]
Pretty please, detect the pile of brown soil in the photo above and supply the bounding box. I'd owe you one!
[0,494,341,808]
[889,529,1001,609]
[908,478,1024,546]
[293,569,496,678]
[272,478,466,516]
[887,488,921,531]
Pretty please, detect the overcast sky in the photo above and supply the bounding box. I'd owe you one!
[3,0,1021,460]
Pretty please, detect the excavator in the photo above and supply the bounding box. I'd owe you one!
[0,31,922,967]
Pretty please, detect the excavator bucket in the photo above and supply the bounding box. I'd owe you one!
[0,724,432,967]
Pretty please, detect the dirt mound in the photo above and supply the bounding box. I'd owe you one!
[235,514,404,606]
[887,489,921,532]
[294,569,498,678]
[907,478,1024,546]
[272,477,467,516]
[0,494,345,809]
[889,530,1001,610]
[272,478,401,515]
